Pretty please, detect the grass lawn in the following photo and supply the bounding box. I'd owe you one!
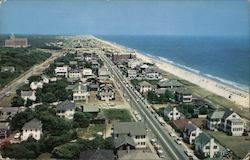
[36,153,51,160]
[206,130,250,159]
[77,124,105,139]
[103,109,133,122]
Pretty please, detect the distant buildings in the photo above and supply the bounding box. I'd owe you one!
[5,35,28,48]
[21,118,43,141]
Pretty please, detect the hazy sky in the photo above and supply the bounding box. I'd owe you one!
[0,0,249,37]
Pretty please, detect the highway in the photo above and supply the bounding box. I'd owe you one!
[99,53,189,160]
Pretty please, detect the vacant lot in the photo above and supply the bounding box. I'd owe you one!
[77,124,105,139]
[206,130,250,159]
[103,109,133,122]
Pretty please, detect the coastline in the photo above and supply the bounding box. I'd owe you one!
[93,36,249,108]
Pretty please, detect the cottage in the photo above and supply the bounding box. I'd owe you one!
[206,109,244,136]
[164,107,183,121]
[97,84,115,101]
[175,88,192,103]
[21,91,36,101]
[21,118,42,141]
[127,69,137,79]
[138,81,152,94]
[183,122,202,144]
[72,83,89,101]
[0,107,19,122]
[30,81,43,90]
[68,68,81,78]
[158,79,183,89]
[113,122,147,151]
[1,66,15,73]
[55,66,68,77]
[5,35,28,48]
[56,100,76,119]
[194,133,220,158]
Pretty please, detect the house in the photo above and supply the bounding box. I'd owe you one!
[206,109,244,136]
[144,67,162,80]
[155,88,167,96]
[158,79,183,89]
[175,88,192,103]
[127,69,137,79]
[128,59,142,69]
[56,100,76,119]
[194,133,220,158]
[21,118,42,141]
[138,81,152,94]
[164,107,182,121]
[0,122,10,139]
[55,66,68,77]
[30,81,43,90]
[1,66,15,73]
[113,122,147,151]
[0,107,19,122]
[172,119,189,132]
[69,61,78,67]
[97,84,115,101]
[91,60,100,69]
[21,91,36,101]
[183,122,202,144]
[193,99,213,116]
[68,68,81,78]
[72,83,89,101]
[5,35,28,48]
[79,149,115,160]
[117,150,158,160]
[98,68,109,80]
[82,68,93,77]
[41,75,49,84]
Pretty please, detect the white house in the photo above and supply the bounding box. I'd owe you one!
[21,118,42,141]
[56,100,76,119]
[194,133,220,158]
[175,88,192,103]
[55,66,68,77]
[113,122,147,150]
[82,69,93,77]
[183,122,202,144]
[127,69,137,79]
[138,81,152,94]
[128,59,142,69]
[144,67,162,80]
[41,75,49,84]
[30,81,43,90]
[21,91,36,101]
[206,109,244,136]
[164,107,182,121]
[97,84,115,101]
[73,83,89,101]
[68,68,81,79]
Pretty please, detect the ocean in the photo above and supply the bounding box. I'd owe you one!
[98,35,249,91]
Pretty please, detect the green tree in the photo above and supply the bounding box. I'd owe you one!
[10,109,36,130]
[11,96,25,107]
[42,92,57,103]
[1,144,36,159]
[73,112,91,128]
[52,143,80,159]
[25,98,34,107]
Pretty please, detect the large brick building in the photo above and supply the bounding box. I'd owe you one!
[5,35,28,48]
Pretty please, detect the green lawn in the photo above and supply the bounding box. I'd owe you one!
[77,124,105,139]
[206,131,250,159]
[103,109,133,122]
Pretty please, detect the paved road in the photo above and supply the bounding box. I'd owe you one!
[0,50,62,102]
[99,54,189,160]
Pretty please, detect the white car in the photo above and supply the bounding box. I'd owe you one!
[14,132,21,139]
[169,131,175,137]
[184,150,193,157]
[175,138,182,145]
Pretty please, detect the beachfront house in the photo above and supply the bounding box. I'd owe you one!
[164,107,183,121]
[56,100,76,119]
[55,66,68,77]
[128,59,142,69]
[138,81,152,94]
[112,122,147,151]
[175,88,192,103]
[21,118,43,141]
[143,67,162,80]
[157,79,183,89]
[183,122,202,144]
[206,109,244,136]
[72,83,89,101]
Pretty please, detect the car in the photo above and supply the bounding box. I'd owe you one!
[150,138,156,145]
[136,98,140,102]
[126,98,130,102]
[175,138,182,145]
[14,132,21,139]
[157,149,165,158]
[184,150,193,157]
[169,131,175,137]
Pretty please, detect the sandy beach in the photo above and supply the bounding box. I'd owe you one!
[94,36,249,108]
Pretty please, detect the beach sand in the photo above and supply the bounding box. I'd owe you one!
[93,36,249,108]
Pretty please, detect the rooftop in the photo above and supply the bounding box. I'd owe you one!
[22,118,42,130]
[113,122,146,136]
[57,100,76,111]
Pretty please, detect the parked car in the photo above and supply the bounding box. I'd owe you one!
[175,138,182,145]
[14,132,21,139]
[184,149,193,157]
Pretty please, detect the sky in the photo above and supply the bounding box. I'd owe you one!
[0,0,249,37]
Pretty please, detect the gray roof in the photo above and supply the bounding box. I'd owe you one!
[0,122,10,130]
[158,79,183,88]
[72,83,88,92]
[65,85,76,90]
[184,123,198,135]
[22,118,42,130]
[138,81,151,87]
[221,109,234,119]
[155,88,167,95]
[113,122,146,136]
[195,132,211,147]
[57,100,76,111]
[21,91,33,97]
[207,111,225,119]
[0,107,19,113]
[175,88,192,95]
[79,149,114,160]
[114,135,136,148]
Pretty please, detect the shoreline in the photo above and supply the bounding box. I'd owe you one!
[93,36,249,108]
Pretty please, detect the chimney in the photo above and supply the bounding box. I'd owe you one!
[209,138,215,158]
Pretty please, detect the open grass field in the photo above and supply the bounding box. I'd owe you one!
[206,130,250,159]
[103,109,133,122]
[77,124,105,139]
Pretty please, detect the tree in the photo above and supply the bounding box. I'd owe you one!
[28,75,42,84]
[164,90,174,100]
[25,98,34,107]
[1,144,36,159]
[52,143,80,159]
[11,96,25,107]
[73,112,90,128]
[42,92,57,103]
